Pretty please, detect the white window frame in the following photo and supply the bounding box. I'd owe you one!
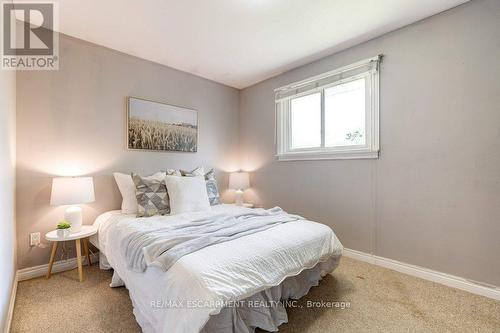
[275,55,381,161]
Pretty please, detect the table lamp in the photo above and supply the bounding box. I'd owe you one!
[50,177,95,233]
[229,171,250,206]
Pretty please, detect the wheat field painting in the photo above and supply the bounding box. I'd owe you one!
[127,97,198,152]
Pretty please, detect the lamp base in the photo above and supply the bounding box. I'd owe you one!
[235,189,244,206]
[65,206,82,233]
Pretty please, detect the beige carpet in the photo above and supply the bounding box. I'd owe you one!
[11,257,500,333]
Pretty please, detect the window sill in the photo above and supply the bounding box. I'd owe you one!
[276,150,379,161]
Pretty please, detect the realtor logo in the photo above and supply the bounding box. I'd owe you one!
[1,1,59,70]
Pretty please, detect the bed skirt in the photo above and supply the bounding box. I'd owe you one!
[103,251,341,332]
[201,256,340,333]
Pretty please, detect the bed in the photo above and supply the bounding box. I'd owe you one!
[90,204,343,333]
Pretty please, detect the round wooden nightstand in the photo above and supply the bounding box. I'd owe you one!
[45,225,97,282]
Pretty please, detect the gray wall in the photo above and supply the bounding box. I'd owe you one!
[0,59,16,330]
[239,0,500,286]
[16,34,240,269]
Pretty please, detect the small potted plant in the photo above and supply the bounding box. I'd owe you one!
[56,221,71,238]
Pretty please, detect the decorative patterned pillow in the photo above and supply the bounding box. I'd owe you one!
[114,171,166,214]
[132,173,170,217]
[180,167,221,205]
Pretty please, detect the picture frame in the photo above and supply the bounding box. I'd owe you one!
[127,97,198,152]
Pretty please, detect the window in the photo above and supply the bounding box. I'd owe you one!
[275,56,381,160]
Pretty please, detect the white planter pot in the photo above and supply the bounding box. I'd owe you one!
[57,228,70,238]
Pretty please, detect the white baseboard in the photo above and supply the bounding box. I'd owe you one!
[13,249,500,306]
[17,253,100,282]
[343,248,500,301]
[4,274,18,333]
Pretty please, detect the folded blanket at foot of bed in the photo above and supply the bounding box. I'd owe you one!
[122,207,303,272]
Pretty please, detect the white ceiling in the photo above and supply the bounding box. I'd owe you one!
[16,0,468,88]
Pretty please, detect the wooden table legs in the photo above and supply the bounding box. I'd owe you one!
[46,237,91,282]
[75,239,83,282]
[46,242,59,279]
[83,238,91,266]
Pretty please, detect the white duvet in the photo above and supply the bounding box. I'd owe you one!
[94,204,343,333]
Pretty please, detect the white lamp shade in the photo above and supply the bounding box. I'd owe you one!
[229,172,250,191]
[50,177,95,206]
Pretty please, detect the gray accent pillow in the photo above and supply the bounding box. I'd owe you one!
[180,167,221,206]
[205,169,221,206]
[132,173,170,217]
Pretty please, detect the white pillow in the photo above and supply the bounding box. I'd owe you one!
[166,169,182,176]
[113,172,165,214]
[165,175,211,215]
